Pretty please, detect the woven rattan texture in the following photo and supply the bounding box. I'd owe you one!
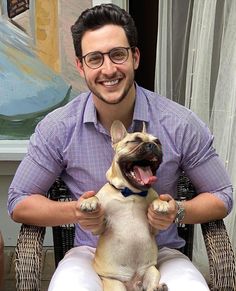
[15,225,45,291]
[202,220,236,291]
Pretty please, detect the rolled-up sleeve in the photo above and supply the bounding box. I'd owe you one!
[8,116,65,215]
[180,112,233,213]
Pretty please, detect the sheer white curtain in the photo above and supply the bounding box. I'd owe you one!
[210,0,236,245]
[155,0,236,275]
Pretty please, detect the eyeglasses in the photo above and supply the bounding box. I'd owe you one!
[81,47,134,69]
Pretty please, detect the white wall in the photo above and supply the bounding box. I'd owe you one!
[0,162,20,246]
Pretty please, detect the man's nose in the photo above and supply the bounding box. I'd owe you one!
[101,55,117,73]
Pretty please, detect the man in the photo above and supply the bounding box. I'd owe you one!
[8,4,233,291]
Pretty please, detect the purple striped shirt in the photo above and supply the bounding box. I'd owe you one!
[8,84,233,249]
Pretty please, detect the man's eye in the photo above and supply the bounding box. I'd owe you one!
[111,50,126,60]
[87,54,102,64]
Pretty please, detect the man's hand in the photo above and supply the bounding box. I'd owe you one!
[147,194,177,230]
[75,191,105,234]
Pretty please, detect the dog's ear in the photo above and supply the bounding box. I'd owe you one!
[142,122,147,133]
[111,120,127,144]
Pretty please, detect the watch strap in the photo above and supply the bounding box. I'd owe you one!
[174,200,185,224]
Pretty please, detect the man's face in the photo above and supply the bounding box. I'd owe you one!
[76,24,140,105]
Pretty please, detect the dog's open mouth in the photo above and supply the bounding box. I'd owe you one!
[119,155,160,190]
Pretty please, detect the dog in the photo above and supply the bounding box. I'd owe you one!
[80,120,169,291]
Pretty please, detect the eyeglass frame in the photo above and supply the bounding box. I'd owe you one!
[80,46,135,69]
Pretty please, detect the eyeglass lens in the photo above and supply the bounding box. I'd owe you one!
[84,47,130,69]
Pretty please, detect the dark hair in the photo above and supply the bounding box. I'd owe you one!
[71,3,138,59]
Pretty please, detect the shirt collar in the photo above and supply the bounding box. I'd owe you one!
[83,92,97,124]
[83,84,150,129]
[133,84,149,123]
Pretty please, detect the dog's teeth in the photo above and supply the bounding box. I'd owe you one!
[130,170,146,185]
[131,171,141,183]
[131,171,136,178]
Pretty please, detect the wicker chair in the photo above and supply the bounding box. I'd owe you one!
[15,176,236,291]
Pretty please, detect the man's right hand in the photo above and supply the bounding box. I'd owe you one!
[76,191,105,234]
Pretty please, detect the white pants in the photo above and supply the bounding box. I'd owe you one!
[48,246,209,291]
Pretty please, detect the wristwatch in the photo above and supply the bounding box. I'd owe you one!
[174,200,185,224]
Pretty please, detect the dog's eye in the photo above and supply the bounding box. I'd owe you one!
[125,137,143,145]
[135,137,143,143]
[125,140,139,145]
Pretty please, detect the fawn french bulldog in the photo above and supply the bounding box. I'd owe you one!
[80,120,169,291]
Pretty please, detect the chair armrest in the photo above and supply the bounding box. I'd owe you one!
[177,173,236,289]
[14,177,74,291]
[15,224,45,291]
[201,219,236,290]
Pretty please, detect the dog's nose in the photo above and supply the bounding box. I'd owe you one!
[145,142,156,151]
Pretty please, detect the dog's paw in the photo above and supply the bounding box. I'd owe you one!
[152,199,169,214]
[80,197,99,212]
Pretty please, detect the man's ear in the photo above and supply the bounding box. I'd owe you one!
[133,47,140,70]
[76,58,85,77]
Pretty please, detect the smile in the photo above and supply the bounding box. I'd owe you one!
[103,79,119,86]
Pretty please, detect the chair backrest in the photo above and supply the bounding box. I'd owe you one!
[176,174,197,260]
[48,174,196,266]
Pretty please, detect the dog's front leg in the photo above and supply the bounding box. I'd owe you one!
[80,196,99,212]
[80,196,105,235]
[143,266,168,291]
[152,199,169,214]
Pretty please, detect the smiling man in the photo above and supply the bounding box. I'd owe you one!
[8,4,233,291]
[76,23,140,131]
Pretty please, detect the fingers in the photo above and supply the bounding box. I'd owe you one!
[80,191,96,199]
[159,194,173,202]
[77,208,105,232]
[147,208,172,230]
[158,194,176,213]
[79,211,105,231]
[148,195,177,230]
[76,192,105,232]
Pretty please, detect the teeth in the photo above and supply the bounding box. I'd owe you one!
[130,171,144,185]
[103,79,119,86]
[131,171,136,178]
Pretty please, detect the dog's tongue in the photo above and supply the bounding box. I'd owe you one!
[133,165,157,185]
